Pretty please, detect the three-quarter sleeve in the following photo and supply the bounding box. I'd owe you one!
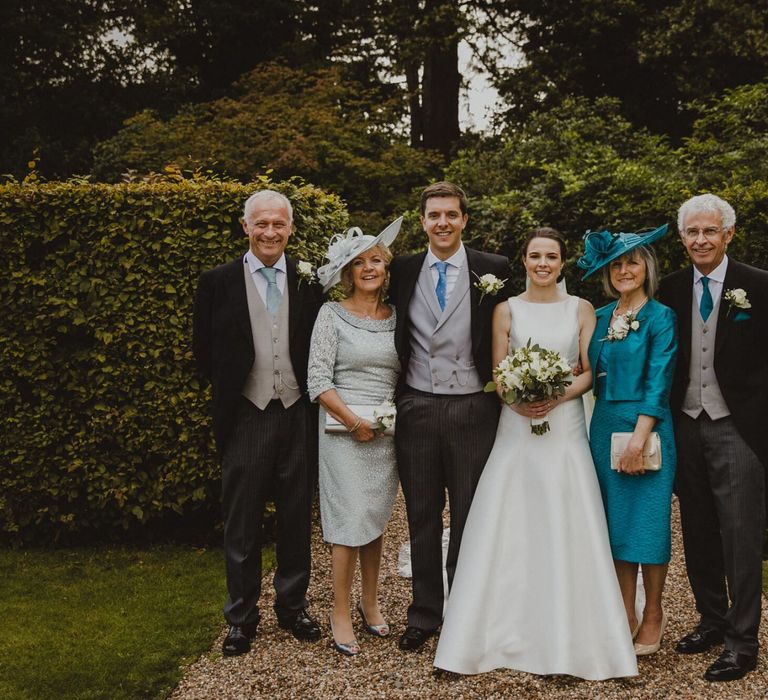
[638,306,678,419]
[307,304,339,401]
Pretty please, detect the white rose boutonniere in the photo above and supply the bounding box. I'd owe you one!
[296,260,316,286]
[724,288,751,321]
[473,272,507,303]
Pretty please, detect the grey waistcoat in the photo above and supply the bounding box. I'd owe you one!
[241,265,300,409]
[682,291,730,420]
[405,259,482,394]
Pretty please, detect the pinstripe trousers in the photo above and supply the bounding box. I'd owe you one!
[675,412,765,655]
[396,388,500,631]
[221,397,317,627]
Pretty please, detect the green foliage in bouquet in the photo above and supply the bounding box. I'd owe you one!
[0,174,348,543]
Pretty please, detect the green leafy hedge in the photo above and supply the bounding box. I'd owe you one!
[0,176,348,543]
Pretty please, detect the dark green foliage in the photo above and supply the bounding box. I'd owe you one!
[0,176,347,543]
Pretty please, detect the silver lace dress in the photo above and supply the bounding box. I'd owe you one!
[307,302,400,546]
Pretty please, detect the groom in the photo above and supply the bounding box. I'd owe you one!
[389,181,512,650]
[658,193,768,682]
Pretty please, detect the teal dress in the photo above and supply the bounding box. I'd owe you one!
[588,299,677,564]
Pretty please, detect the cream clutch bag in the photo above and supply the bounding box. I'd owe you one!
[324,404,395,436]
[610,432,661,471]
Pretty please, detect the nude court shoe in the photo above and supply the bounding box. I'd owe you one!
[634,612,667,656]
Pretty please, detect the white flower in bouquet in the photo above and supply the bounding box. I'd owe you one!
[372,402,396,433]
[473,272,507,303]
[484,339,573,435]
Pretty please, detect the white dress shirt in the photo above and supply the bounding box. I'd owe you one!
[693,255,728,310]
[245,251,287,305]
[426,243,466,304]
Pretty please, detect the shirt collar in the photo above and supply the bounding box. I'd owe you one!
[245,250,287,275]
[693,255,728,285]
[426,243,466,269]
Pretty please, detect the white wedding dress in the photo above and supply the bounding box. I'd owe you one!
[433,296,638,680]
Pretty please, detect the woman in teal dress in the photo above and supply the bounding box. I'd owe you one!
[578,225,677,658]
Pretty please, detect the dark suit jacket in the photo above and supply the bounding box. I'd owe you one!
[658,258,768,467]
[192,254,325,453]
[389,246,512,387]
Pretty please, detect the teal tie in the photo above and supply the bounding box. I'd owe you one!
[700,276,713,322]
[435,261,448,310]
[259,267,282,317]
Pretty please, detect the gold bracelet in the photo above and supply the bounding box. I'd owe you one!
[347,418,362,433]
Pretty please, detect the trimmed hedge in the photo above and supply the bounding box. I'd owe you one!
[0,176,348,543]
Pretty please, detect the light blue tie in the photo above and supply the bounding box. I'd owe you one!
[700,276,713,322]
[259,267,282,317]
[435,261,448,311]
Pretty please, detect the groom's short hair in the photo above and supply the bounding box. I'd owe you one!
[420,181,468,215]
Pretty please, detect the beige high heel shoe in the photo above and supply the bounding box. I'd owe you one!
[634,612,667,656]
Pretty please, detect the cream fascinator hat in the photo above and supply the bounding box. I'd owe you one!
[316,216,403,292]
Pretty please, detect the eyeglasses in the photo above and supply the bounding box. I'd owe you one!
[682,226,723,240]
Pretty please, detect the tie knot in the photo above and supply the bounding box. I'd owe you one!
[259,267,278,284]
[700,276,710,288]
[435,261,449,274]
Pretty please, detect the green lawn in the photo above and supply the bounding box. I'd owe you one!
[0,545,271,700]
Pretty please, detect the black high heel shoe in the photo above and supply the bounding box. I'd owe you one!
[356,602,390,637]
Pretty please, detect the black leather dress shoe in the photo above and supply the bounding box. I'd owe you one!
[222,623,257,657]
[675,627,725,654]
[277,608,321,641]
[398,626,436,651]
[704,649,757,682]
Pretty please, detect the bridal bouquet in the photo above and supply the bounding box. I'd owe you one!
[485,339,572,435]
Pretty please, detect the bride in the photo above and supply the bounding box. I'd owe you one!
[433,228,638,680]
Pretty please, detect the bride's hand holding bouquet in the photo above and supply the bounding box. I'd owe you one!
[485,339,573,435]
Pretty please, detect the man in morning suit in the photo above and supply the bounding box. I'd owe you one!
[389,181,512,651]
[193,190,324,656]
[658,193,768,681]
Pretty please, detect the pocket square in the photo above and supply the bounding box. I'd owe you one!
[733,310,751,322]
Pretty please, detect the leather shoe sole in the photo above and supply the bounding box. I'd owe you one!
[398,626,436,651]
[675,628,725,654]
[704,650,757,682]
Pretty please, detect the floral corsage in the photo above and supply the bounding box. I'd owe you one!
[724,288,751,321]
[372,402,396,433]
[473,272,507,303]
[296,260,316,286]
[604,311,640,341]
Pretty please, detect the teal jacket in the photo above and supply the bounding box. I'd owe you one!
[588,298,678,419]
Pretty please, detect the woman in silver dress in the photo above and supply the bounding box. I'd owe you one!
[308,219,402,656]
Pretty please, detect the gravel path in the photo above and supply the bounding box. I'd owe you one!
[171,492,767,699]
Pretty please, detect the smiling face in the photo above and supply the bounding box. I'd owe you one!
[347,246,389,295]
[241,197,293,266]
[421,196,467,260]
[523,236,563,288]
[679,210,734,276]
[608,252,647,297]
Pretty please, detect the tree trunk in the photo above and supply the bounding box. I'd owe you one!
[420,0,461,157]
[405,61,423,147]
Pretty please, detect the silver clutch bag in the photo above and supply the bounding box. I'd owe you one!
[610,432,661,471]
[324,404,395,436]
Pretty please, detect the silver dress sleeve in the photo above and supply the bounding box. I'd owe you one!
[307,303,339,402]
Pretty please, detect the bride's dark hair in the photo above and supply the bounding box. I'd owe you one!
[523,227,567,282]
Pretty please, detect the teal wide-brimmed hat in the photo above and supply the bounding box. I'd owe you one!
[577,224,669,279]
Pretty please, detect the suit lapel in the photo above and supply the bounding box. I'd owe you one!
[229,257,253,342]
[715,260,739,356]
[672,267,694,368]
[285,255,301,345]
[466,248,484,351]
[433,263,469,332]
[416,259,443,322]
